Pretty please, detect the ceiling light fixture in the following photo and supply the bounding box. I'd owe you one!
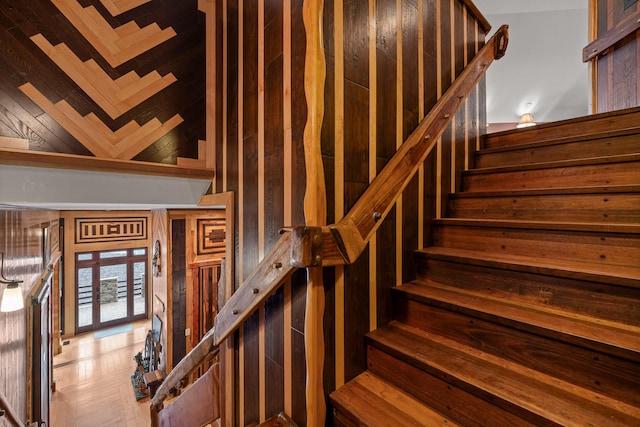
[0,253,24,312]
[516,112,536,128]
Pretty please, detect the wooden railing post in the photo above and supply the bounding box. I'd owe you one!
[302,0,327,425]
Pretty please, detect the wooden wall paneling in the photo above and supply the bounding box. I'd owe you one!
[331,0,346,396]
[290,270,308,426]
[594,0,640,112]
[291,0,308,229]
[264,3,285,251]
[243,310,260,424]
[265,286,285,419]
[0,208,58,425]
[287,0,307,418]
[402,0,420,284]
[227,0,240,289]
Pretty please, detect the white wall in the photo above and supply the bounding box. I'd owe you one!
[475,1,590,125]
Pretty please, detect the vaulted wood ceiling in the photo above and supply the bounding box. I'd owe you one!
[0,0,206,164]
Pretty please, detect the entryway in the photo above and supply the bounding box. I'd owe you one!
[75,248,148,333]
[50,319,151,426]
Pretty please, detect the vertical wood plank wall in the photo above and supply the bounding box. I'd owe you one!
[218,0,308,423]
[595,0,640,112]
[217,0,489,424]
[0,207,59,424]
[322,2,487,419]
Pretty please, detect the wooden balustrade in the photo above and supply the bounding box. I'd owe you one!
[149,24,509,425]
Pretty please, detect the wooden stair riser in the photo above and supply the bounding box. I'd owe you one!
[393,293,640,407]
[463,160,640,192]
[483,109,640,149]
[447,193,640,223]
[365,346,541,427]
[432,225,640,268]
[414,257,640,326]
[478,132,640,167]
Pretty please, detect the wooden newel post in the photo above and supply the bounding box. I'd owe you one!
[302,0,327,425]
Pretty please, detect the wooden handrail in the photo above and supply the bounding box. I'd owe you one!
[0,389,23,427]
[583,10,640,62]
[150,23,509,419]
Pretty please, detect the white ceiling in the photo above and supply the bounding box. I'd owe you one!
[0,165,213,211]
[474,0,590,125]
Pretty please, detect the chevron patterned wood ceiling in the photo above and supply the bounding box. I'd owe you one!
[0,0,205,164]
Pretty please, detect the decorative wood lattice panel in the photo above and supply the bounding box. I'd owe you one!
[197,218,225,256]
[75,217,148,244]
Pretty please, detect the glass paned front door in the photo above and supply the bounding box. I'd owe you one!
[75,248,148,333]
[99,263,127,323]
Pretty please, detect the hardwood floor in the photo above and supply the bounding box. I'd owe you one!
[51,319,152,427]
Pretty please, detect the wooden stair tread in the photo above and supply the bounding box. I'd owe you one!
[330,371,460,426]
[449,184,640,198]
[395,281,640,359]
[434,217,640,234]
[418,246,640,288]
[466,152,640,175]
[482,106,640,149]
[481,125,640,153]
[369,321,640,426]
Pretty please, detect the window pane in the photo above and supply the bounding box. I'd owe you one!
[100,250,128,259]
[77,267,93,327]
[99,264,127,323]
[133,248,146,256]
[77,253,93,261]
[133,262,146,316]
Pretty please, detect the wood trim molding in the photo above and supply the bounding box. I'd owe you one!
[0,148,214,179]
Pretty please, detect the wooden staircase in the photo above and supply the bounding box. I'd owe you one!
[329,107,640,426]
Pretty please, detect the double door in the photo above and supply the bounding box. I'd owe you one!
[75,248,147,333]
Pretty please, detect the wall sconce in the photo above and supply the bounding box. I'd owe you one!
[0,253,24,312]
[516,113,536,128]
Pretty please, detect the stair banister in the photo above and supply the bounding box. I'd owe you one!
[0,389,22,427]
[150,23,509,423]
